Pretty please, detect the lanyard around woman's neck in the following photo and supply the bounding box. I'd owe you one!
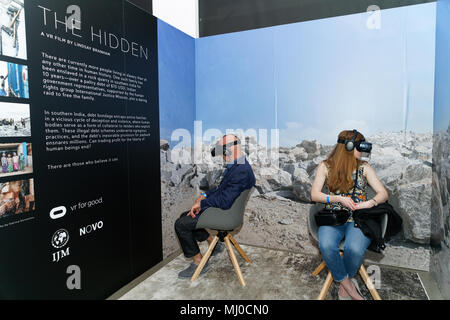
[350,165,360,202]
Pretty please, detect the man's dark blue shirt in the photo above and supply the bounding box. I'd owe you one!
[200,156,255,212]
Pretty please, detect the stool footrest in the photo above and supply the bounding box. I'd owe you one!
[217,231,229,242]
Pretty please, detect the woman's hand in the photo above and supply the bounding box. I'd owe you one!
[355,200,375,210]
[339,196,357,211]
[364,163,389,204]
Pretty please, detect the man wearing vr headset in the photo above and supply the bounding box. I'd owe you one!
[174,134,255,279]
[310,129,388,300]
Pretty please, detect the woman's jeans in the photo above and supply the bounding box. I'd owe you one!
[318,222,371,282]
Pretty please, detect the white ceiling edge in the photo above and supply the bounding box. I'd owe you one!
[153,0,199,38]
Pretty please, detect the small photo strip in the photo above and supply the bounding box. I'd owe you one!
[0,60,29,99]
[0,178,35,220]
[0,0,27,60]
[0,142,32,178]
[0,102,31,137]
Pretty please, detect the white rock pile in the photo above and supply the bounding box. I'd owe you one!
[160,131,435,244]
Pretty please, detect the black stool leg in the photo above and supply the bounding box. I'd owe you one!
[217,231,228,242]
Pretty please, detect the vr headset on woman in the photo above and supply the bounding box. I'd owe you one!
[337,129,372,160]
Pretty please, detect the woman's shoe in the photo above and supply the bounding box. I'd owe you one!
[338,284,352,300]
[338,293,352,300]
[351,278,366,300]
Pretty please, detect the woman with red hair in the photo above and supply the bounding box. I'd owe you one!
[311,130,388,300]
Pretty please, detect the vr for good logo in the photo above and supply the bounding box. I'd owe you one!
[51,229,70,263]
[50,206,67,220]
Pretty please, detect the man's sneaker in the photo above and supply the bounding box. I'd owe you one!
[211,242,225,256]
[178,261,209,279]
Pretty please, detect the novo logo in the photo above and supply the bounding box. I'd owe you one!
[80,221,103,236]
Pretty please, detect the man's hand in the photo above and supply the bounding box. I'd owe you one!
[187,201,202,218]
[195,194,206,203]
[187,194,206,218]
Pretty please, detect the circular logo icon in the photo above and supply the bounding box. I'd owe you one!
[52,229,69,249]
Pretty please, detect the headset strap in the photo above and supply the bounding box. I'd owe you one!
[337,137,365,145]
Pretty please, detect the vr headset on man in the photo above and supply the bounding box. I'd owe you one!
[210,135,241,157]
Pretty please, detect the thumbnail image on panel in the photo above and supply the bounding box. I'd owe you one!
[0,142,32,178]
[0,60,28,98]
[0,178,34,219]
[0,102,30,136]
[0,0,27,60]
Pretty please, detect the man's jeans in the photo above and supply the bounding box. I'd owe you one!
[174,211,210,258]
[318,221,371,282]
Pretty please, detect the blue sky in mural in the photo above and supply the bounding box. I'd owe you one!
[434,0,450,133]
[195,3,436,146]
[158,19,195,142]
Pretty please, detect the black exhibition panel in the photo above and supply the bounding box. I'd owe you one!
[199,0,436,37]
[127,0,152,14]
[123,0,162,280]
[0,0,161,299]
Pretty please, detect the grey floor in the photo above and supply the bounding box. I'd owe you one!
[112,243,439,300]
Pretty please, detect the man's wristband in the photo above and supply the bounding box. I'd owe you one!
[371,198,378,206]
[201,192,207,198]
[326,195,330,204]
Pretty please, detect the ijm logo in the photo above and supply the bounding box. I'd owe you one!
[51,228,70,263]
[66,265,81,290]
[367,265,381,290]
[366,5,381,30]
[80,221,104,237]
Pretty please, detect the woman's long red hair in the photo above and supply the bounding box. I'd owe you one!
[325,130,364,193]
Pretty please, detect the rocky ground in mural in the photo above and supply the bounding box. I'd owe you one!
[160,132,434,269]
[432,124,450,249]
